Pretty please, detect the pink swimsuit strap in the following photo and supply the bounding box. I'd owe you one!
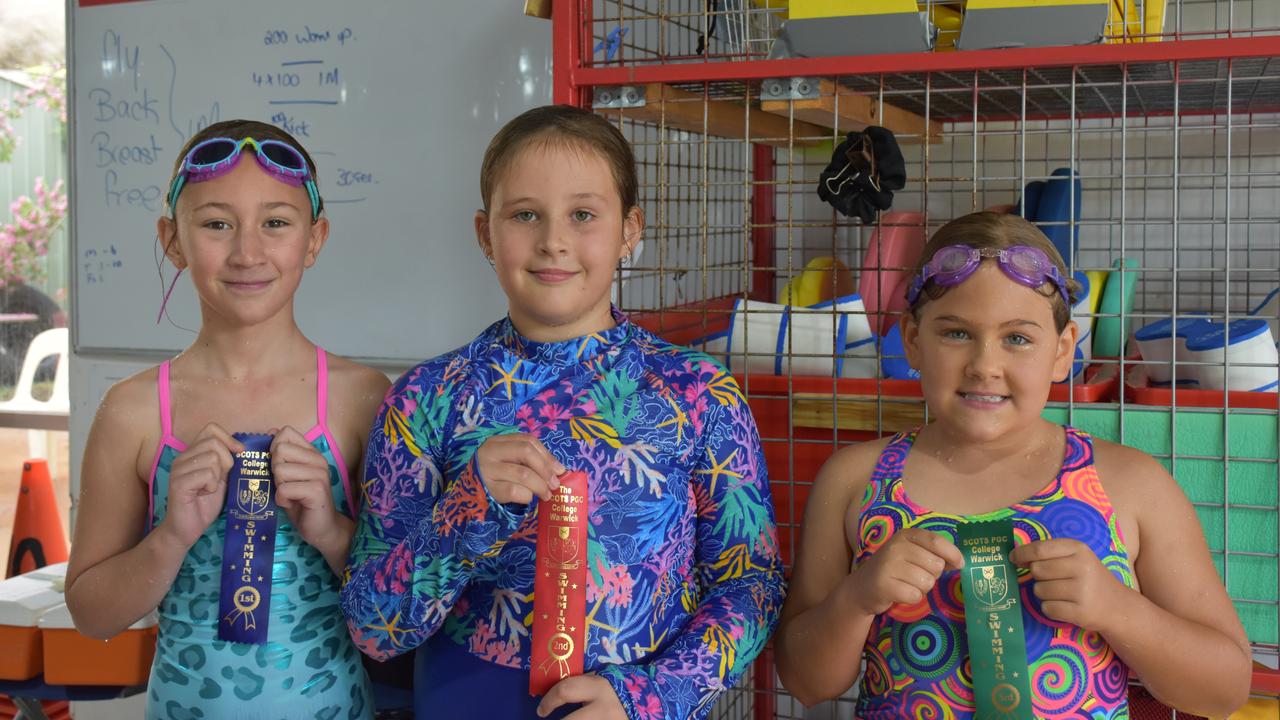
[147,348,357,532]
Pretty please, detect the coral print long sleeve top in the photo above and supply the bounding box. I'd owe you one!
[341,309,785,719]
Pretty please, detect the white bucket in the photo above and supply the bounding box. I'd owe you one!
[1134,315,1212,386]
[687,330,730,360]
[727,294,876,377]
[1184,319,1279,392]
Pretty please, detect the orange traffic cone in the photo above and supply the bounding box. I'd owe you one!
[0,460,72,717]
[6,460,67,579]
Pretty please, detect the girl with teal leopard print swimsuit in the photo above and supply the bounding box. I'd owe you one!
[144,350,371,718]
[66,120,389,720]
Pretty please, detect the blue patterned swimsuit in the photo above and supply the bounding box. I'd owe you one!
[145,349,372,720]
[341,309,786,720]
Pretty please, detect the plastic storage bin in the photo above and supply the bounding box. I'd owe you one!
[39,604,158,686]
[0,562,67,680]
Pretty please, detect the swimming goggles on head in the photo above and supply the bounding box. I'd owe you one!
[907,244,1070,306]
[167,137,321,221]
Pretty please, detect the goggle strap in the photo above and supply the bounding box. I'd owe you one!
[156,267,184,324]
[167,175,186,216]
[305,181,321,220]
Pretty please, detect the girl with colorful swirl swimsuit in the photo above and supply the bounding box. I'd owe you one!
[776,212,1249,718]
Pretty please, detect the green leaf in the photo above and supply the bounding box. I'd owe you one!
[587,369,640,437]
[414,553,466,599]
[714,482,769,542]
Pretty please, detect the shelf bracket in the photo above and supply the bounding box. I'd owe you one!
[593,82,828,147]
[592,85,646,110]
[760,77,942,144]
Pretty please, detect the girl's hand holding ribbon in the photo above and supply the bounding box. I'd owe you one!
[850,527,965,615]
[475,433,567,505]
[537,674,626,719]
[271,426,351,562]
[1011,538,1123,632]
[161,422,244,549]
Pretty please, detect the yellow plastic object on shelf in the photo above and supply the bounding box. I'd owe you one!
[925,2,964,50]
[1228,664,1278,720]
[1084,270,1108,316]
[1104,0,1142,42]
[751,0,792,19]
[778,257,857,307]
[965,0,1107,8]
[522,0,552,19]
[790,0,917,19]
[1230,696,1280,720]
[1143,0,1166,41]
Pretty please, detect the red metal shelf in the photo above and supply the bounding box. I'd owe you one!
[554,0,1280,121]
[572,36,1280,88]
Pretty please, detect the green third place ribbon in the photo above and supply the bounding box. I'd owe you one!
[958,518,1034,720]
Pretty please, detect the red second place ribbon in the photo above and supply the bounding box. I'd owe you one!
[529,470,590,697]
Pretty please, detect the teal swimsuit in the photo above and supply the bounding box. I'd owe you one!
[145,348,372,720]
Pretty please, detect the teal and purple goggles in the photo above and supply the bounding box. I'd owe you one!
[907,245,1070,306]
[167,137,321,221]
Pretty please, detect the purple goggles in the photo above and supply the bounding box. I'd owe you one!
[907,244,1070,306]
[167,137,320,220]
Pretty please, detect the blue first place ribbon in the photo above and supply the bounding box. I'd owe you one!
[217,433,279,645]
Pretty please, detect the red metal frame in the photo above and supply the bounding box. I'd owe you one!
[750,144,775,303]
[549,2,1280,713]
[552,0,589,106]
[569,36,1280,89]
[753,647,776,720]
[930,105,1280,124]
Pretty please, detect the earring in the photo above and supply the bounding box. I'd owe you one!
[486,255,495,270]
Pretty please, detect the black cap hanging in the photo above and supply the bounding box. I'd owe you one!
[816,126,906,224]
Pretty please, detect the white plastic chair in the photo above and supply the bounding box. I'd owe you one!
[0,328,69,473]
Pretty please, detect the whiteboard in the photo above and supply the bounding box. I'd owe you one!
[70,0,551,363]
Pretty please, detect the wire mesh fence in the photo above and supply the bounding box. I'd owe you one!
[569,1,1280,715]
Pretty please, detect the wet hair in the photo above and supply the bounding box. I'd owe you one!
[165,119,323,219]
[907,211,1081,332]
[479,104,637,213]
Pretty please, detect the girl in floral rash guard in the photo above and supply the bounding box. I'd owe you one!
[341,104,785,719]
